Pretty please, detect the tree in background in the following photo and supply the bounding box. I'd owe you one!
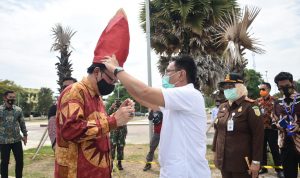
[36,87,54,116]
[215,6,265,74]
[18,91,33,117]
[244,69,263,99]
[105,83,148,113]
[51,24,76,92]
[0,80,23,104]
[0,80,39,116]
[140,0,239,94]
[140,1,264,95]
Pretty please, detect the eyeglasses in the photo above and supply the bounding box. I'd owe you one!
[164,69,176,74]
[62,85,68,90]
[278,85,293,91]
[102,70,117,84]
[259,88,266,91]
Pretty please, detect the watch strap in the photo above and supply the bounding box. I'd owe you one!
[114,67,124,77]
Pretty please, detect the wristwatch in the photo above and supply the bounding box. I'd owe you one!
[114,66,124,77]
[252,160,260,165]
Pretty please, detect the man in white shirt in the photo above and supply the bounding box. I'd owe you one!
[101,54,211,178]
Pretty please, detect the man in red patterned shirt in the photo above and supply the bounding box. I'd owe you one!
[55,9,134,178]
[256,82,284,178]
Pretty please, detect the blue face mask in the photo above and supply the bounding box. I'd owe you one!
[162,75,175,88]
[224,88,239,101]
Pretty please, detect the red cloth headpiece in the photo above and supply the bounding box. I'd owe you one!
[93,9,130,67]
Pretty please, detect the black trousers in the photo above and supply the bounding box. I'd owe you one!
[262,129,282,172]
[146,133,160,162]
[221,170,251,178]
[281,142,300,178]
[0,141,23,178]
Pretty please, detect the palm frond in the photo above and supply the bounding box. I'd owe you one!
[215,6,265,65]
[50,23,76,52]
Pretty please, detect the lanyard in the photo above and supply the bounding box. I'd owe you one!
[282,95,297,121]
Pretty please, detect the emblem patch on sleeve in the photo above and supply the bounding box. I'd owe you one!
[252,106,261,116]
[238,106,242,112]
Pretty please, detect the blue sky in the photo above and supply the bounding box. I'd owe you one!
[0,0,300,95]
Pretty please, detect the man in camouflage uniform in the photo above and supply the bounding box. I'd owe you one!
[109,99,128,170]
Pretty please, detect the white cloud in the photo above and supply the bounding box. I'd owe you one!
[0,0,162,95]
[239,0,300,94]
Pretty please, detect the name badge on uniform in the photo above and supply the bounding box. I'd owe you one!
[227,120,234,131]
[227,113,235,132]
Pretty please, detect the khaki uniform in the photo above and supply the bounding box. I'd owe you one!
[212,96,264,174]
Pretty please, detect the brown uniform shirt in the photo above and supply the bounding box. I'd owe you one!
[257,95,276,129]
[212,96,264,172]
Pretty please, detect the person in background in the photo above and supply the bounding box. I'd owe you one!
[0,90,28,178]
[109,99,128,171]
[143,109,163,171]
[256,82,284,178]
[48,77,77,150]
[212,73,264,178]
[273,72,300,178]
[211,100,221,123]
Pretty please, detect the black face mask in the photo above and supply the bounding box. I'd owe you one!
[281,86,294,98]
[7,99,15,105]
[97,79,115,96]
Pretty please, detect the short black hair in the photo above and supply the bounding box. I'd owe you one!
[172,55,199,89]
[62,77,77,83]
[261,82,271,89]
[87,63,106,74]
[4,90,14,97]
[274,72,293,85]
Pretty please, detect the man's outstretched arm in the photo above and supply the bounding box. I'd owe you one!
[102,55,164,109]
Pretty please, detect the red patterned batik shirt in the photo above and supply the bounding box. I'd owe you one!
[55,77,117,178]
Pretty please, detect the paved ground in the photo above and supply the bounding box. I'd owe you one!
[25,116,212,149]
[24,116,152,150]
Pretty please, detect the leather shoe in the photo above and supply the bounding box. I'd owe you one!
[117,160,123,170]
[143,163,151,171]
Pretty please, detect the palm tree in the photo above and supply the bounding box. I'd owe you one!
[140,0,239,94]
[50,24,76,92]
[215,6,265,74]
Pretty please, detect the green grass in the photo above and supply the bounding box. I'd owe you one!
[5,144,217,178]
[8,146,54,178]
